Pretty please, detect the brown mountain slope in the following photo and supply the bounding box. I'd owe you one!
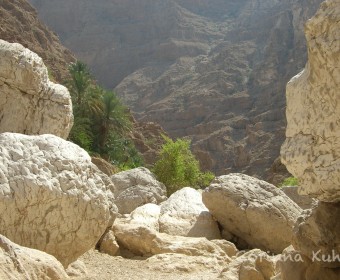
[28,0,323,182]
[0,0,75,82]
[0,0,166,166]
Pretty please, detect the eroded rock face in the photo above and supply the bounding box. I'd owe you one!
[130,118,168,167]
[127,203,161,232]
[0,133,117,267]
[113,203,236,259]
[219,249,278,280]
[281,186,317,210]
[293,202,340,268]
[98,230,120,257]
[278,246,340,280]
[281,0,340,202]
[0,40,73,139]
[0,234,69,280]
[29,0,323,181]
[114,222,232,260]
[159,187,221,240]
[111,167,167,214]
[0,0,75,83]
[146,253,227,274]
[202,173,301,254]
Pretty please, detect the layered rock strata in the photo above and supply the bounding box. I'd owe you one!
[0,0,75,82]
[28,0,324,181]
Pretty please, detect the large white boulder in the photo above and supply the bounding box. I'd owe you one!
[0,133,117,267]
[280,0,340,202]
[202,173,301,254]
[0,234,69,280]
[0,39,73,139]
[114,222,233,260]
[111,167,167,214]
[128,203,161,231]
[113,203,236,259]
[159,187,221,240]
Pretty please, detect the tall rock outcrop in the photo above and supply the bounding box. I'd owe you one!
[0,0,75,82]
[0,40,73,139]
[28,0,323,181]
[281,0,340,202]
[279,1,340,278]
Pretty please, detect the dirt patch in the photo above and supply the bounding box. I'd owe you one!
[72,250,220,280]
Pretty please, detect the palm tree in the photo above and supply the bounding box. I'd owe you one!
[66,61,142,167]
[67,61,101,116]
[96,89,132,151]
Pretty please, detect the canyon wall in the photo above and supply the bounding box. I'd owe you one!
[29,0,323,181]
[0,0,75,82]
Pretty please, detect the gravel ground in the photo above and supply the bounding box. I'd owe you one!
[72,250,220,280]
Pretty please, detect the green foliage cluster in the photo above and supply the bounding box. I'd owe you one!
[66,61,142,169]
[153,136,215,195]
[280,176,299,187]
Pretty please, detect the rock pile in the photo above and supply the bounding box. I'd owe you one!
[1,0,339,277]
[0,41,117,269]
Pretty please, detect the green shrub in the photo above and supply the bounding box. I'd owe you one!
[280,177,299,187]
[153,136,214,195]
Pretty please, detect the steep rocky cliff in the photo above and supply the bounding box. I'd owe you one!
[0,0,75,82]
[279,1,340,278]
[281,0,340,202]
[29,0,323,180]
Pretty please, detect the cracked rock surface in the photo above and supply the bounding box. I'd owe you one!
[0,133,117,267]
[0,39,73,139]
[281,0,340,202]
[202,173,301,254]
[111,167,167,214]
[293,201,340,268]
[159,187,221,240]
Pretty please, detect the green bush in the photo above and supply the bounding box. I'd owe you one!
[153,136,214,195]
[280,177,299,187]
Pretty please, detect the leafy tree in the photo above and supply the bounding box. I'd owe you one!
[153,136,214,195]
